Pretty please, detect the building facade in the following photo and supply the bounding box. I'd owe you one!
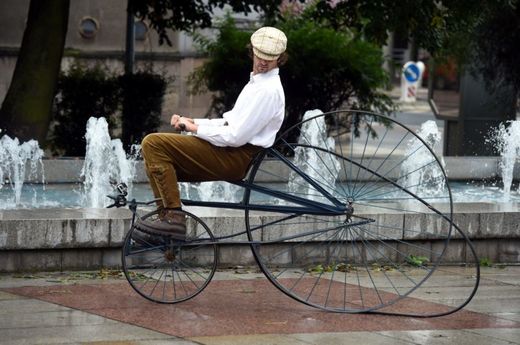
[0,0,226,131]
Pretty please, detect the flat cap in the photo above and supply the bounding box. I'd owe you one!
[250,27,287,61]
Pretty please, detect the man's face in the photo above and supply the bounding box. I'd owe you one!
[253,54,278,75]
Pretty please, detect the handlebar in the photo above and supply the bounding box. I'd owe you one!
[106,194,127,208]
[106,182,158,209]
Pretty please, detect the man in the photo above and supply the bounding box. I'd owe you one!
[136,26,287,239]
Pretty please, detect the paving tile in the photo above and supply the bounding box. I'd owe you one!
[0,323,175,345]
[0,291,22,300]
[0,298,71,314]
[289,332,415,345]
[377,329,517,345]
[463,298,520,314]
[74,340,201,345]
[0,309,118,329]
[135,340,201,345]
[0,290,183,344]
[490,313,520,323]
[466,328,520,344]
[189,334,313,345]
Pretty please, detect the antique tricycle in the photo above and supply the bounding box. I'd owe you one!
[108,110,479,317]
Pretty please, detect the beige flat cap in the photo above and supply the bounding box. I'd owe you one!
[251,27,287,61]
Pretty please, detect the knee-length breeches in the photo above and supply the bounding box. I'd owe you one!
[141,133,262,208]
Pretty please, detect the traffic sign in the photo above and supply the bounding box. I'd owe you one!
[404,63,420,83]
[400,61,425,103]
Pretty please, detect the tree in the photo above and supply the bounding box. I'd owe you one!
[0,0,286,145]
[471,2,520,95]
[0,0,70,143]
[308,0,519,96]
[131,0,285,45]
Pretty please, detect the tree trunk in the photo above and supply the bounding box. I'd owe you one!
[0,0,70,143]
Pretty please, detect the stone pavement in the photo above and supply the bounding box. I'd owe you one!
[0,266,519,345]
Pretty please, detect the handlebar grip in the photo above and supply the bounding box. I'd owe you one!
[106,194,126,208]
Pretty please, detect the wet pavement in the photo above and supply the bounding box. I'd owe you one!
[0,266,519,344]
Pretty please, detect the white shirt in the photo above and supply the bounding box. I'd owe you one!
[195,68,285,148]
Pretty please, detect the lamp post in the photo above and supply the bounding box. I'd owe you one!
[124,0,135,75]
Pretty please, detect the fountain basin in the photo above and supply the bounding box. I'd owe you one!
[1,156,519,271]
[1,202,520,272]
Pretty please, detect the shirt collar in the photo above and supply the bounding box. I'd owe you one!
[250,68,279,83]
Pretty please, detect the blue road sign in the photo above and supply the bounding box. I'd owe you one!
[404,63,420,83]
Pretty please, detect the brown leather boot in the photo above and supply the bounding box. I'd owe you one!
[135,209,186,239]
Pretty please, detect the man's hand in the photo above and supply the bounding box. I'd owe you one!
[170,114,197,133]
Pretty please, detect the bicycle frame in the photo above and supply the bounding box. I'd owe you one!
[181,147,352,217]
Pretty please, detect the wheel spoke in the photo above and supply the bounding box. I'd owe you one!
[245,110,468,313]
[122,210,218,304]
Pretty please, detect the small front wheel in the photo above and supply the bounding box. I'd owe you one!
[122,209,218,304]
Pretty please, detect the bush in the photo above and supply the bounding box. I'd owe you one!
[119,72,167,150]
[189,17,396,136]
[49,62,167,156]
[50,62,120,156]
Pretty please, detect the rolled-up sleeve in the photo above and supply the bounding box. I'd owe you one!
[196,88,281,147]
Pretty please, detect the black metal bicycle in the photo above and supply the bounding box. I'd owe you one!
[109,110,480,316]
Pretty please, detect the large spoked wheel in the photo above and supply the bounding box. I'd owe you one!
[122,209,218,304]
[244,110,455,313]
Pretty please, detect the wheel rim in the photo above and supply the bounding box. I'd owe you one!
[245,109,455,313]
[122,209,218,304]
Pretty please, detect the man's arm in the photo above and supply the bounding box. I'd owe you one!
[170,114,226,132]
[196,88,282,147]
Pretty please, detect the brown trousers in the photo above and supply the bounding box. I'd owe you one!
[141,133,263,208]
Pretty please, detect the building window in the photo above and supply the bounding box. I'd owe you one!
[135,21,148,41]
[79,17,99,39]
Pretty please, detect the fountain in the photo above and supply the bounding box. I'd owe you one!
[490,120,520,199]
[80,117,141,208]
[400,120,446,197]
[287,109,340,202]
[1,115,519,208]
[0,134,45,208]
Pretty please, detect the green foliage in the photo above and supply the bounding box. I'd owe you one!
[307,262,356,274]
[479,257,493,267]
[131,0,285,45]
[307,0,489,57]
[406,255,429,267]
[189,19,252,116]
[190,17,395,135]
[50,62,120,156]
[277,18,394,133]
[49,62,167,156]
[472,2,520,94]
[119,72,167,150]
[308,0,520,97]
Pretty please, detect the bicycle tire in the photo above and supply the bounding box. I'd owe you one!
[122,209,218,304]
[244,109,460,313]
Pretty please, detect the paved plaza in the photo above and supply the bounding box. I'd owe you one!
[1,89,519,344]
[0,265,519,344]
